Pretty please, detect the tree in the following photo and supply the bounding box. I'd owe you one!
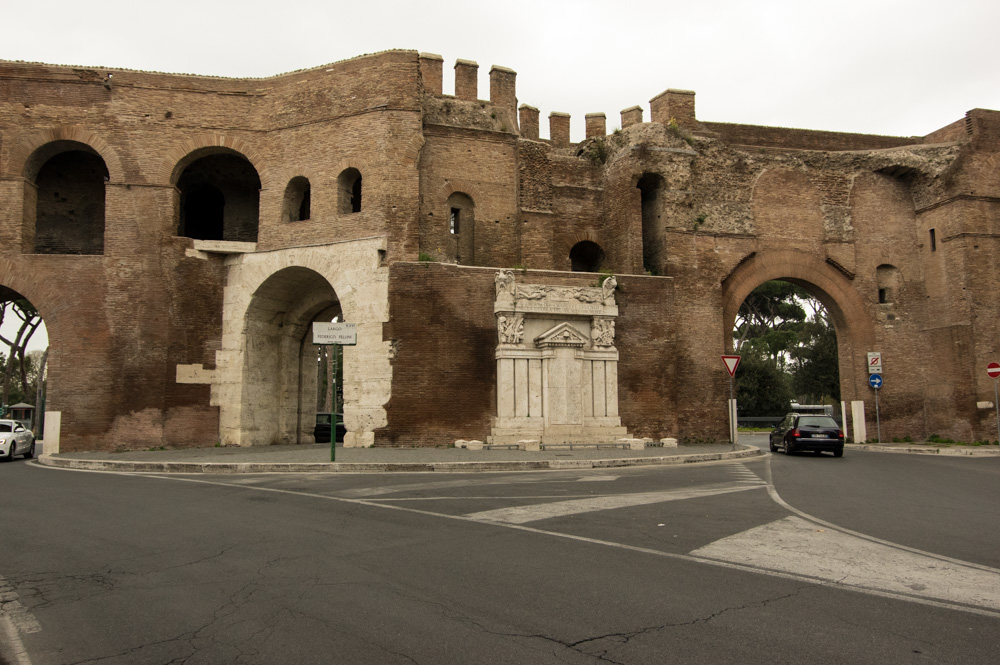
[735,349,795,417]
[0,298,43,407]
[733,281,808,366]
[789,307,841,404]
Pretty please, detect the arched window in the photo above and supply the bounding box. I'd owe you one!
[338,168,362,214]
[177,152,260,242]
[446,192,475,265]
[283,176,311,222]
[32,147,109,254]
[637,172,664,275]
[876,264,901,304]
[570,241,605,272]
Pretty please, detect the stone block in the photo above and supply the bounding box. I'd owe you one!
[660,438,678,447]
[518,439,540,451]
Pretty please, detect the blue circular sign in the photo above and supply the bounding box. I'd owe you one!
[869,373,883,389]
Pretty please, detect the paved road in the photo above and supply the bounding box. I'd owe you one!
[2,443,999,664]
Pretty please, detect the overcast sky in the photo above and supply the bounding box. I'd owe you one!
[1,0,996,352]
[4,0,997,141]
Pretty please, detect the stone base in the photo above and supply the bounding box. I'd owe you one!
[488,425,630,445]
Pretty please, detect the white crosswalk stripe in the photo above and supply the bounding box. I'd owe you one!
[464,481,765,524]
[690,516,1000,611]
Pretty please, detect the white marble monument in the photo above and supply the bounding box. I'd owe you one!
[489,270,631,445]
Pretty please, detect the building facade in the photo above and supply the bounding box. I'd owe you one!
[1,50,997,451]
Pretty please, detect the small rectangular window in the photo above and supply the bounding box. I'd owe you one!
[450,208,460,234]
[878,288,887,304]
[929,228,936,252]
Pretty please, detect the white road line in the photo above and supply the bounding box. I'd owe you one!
[690,515,1000,611]
[464,482,766,524]
[38,465,1000,618]
[577,476,620,482]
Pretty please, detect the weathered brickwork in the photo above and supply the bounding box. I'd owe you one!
[1,48,998,450]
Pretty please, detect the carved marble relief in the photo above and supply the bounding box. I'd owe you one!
[490,271,630,445]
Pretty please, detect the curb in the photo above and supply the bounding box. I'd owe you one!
[37,446,763,474]
[848,444,1000,457]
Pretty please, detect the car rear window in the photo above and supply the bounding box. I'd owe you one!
[798,416,838,428]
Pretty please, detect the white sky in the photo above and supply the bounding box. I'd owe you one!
[1,0,995,353]
[3,0,997,140]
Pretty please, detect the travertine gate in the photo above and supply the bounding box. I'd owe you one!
[2,49,998,450]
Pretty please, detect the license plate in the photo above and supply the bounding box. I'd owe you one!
[811,433,826,438]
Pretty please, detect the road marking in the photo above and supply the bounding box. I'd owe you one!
[38,464,1000,618]
[577,475,619,482]
[690,515,1000,611]
[464,482,766,524]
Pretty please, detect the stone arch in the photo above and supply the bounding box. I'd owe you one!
[721,250,875,402]
[21,140,110,255]
[162,137,270,189]
[445,191,475,265]
[11,129,125,183]
[173,147,262,242]
[337,167,363,214]
[0,258,90,438]
[239,266,341,447]
[214,239,390,448]
[569,240,605,272]
[282,176,312,222]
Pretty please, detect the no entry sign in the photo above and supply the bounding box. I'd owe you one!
[988,362,1000,379]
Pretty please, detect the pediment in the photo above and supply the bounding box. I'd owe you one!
[535,322,588,348]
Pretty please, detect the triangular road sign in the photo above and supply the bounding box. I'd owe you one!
[721,355,741,377]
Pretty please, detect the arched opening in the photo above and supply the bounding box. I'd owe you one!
[29,144,109,255]
[570,240,605,272]
[177,151,260,241]
[876,264,901,305]
[240,267,343,446]
[338,168,362,214]
[0,286,49,448]
[446,192,475,265]
[732,280,841,427]
[283,176,311,222]
[637,173,664,275]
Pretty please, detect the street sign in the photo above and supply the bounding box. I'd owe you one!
[721,355,741,377]
[313,322,357,346]
[988,362,1000,379]
[867,351,882,375]
[869,373,883,389]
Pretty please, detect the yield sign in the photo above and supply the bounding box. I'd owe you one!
[988,362,1000,379]
[721,355,741,377]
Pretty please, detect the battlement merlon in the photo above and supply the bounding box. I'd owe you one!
[650,89,699,130]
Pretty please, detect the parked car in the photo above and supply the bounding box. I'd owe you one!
[313,412,345,444]
[769,413,844,457]
[0,419,35,461]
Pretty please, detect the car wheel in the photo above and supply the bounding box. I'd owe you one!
[833,447,844,458]
[784,440,795,455]
[25,439,35,459]
[4,444,15,461]
[769,438,778,452]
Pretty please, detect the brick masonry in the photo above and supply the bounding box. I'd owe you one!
[1,49,998,450]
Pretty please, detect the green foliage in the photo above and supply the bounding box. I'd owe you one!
[735,349,794,417]
[692,213,706,231]
[666,117,694,146]
[734,280,841,416]
[789,309,841,403]
[581,138,609,165]
[417,251,434,262]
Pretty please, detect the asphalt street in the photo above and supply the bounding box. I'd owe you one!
[2,438,999,664]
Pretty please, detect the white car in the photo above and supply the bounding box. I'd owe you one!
[0,419,35,461]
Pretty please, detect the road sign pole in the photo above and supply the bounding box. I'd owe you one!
[874,387,881,444]
[994,379,999,446]
[729,375,735,449]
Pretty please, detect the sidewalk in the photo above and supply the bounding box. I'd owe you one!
[37,442,763,474]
